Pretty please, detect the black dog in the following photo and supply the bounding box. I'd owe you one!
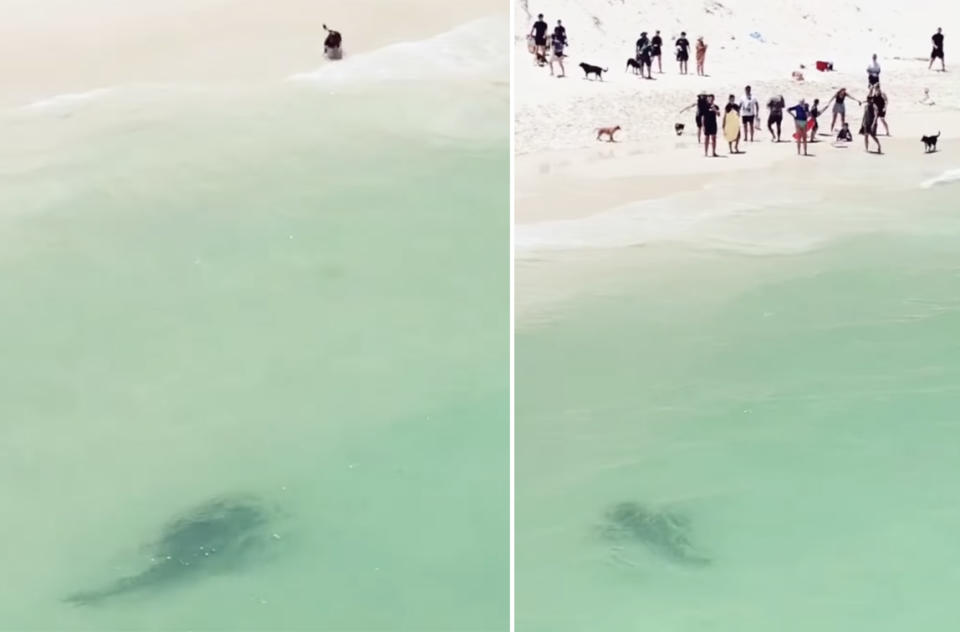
[579,62,608,80]
[674,123,685,136]
[626,58,642,74]
[922,131,940,153]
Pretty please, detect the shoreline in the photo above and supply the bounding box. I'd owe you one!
[0,0,501,108]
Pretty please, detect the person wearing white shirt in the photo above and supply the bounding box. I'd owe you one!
[867,54,881,87]
[738,85,760,142]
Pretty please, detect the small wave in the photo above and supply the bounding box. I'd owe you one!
[920,168,960,189]
[287,16,506,84]
[21,88,117,112]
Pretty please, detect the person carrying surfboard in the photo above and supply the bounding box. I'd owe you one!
[786,99,811,156]
[322,24,343,60]
[723,94,742,154]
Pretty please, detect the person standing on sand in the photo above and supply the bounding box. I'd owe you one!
[531,14,549,66]
[871,85,890,135]
[676,32,691,74]
[767,94,786,141]
[679,93,709,143]
[554,19,567,47]
[739,85,759,142]
[549,31,566,78]
[787,98,810,156]
[652,30,664,73]
[702,94,720,157]
[695,37,707,76]
[637,37,654,79]
[636,31,650,60]
[860,95,882,153]
[866,54,881,87]
[930,28,945,71]
[808,98,821,141]
[824,88,861,132]
[723,94,742,154]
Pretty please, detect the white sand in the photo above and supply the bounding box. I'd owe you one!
[0,0,500,107]
[516,0,960,224]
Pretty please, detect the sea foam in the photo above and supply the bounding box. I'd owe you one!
[287,16,506,84]
[920,168,960,189]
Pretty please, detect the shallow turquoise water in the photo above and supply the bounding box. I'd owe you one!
[517,182,960,630]
[0,78,507,630]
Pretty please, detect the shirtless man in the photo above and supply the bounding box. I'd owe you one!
[531,14,549,65]
[930,28,946,71]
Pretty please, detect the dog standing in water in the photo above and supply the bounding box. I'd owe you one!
[323,24,342,59]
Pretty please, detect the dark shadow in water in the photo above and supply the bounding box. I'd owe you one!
[599,501,711,567]
[65,496,278,606]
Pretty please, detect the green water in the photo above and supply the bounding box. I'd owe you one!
[517,183,960,630]
[0,82,507,630]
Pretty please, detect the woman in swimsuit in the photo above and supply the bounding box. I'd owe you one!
[871,85,889,136]
[860,96,882,153]
[696,37,707,76]
[701,94,720,157]
[825,88,861,132]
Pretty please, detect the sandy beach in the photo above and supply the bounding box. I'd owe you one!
[515,0,960,228]
[0,0,500,107]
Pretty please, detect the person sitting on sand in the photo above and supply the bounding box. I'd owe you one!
[549,31,566,78]
[859,95,882,153]
[696,37,707,76]
[824,88,861,132]
[651,30,664,73]
[787,98,810,156]
[835,122,853,143]
[531,14,549,66]
[676,32,691,74]
[919,88,936,105]
[723,94,742,154]
[679,93,710,143]
[767,94,786,142]
[702,94,720,157]
[930,28,946,71]
[322,24,343,59]
[739,85,759,142]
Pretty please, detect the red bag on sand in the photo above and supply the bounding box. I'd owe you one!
[816,60,831,71]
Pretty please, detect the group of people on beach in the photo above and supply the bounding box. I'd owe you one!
[681,75,892,158]
[632,31,708,78]
[528,13,569,77]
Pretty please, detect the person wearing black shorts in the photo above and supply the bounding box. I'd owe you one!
[531,14,548,65]
[930,28,946,71]
[679,93,709,143]
[702,94,720,157]
[651,30,663,73]
[676,32,690,74]
[767,95,785,142]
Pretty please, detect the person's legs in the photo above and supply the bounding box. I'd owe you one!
[830,111,839,132]
[767,116,775,140]
[880,116,888,135]
[711,134,718,156]
[657,54,662,73]
[558,57,565,77]
[775,118,782,141]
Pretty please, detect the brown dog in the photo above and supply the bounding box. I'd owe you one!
[596,125,621,142]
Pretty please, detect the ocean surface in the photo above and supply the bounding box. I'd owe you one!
[516,162,960,630]
[0,17,508,631]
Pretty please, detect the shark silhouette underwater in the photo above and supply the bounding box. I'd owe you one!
[65,496,279,605]
[600,501,711,567]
